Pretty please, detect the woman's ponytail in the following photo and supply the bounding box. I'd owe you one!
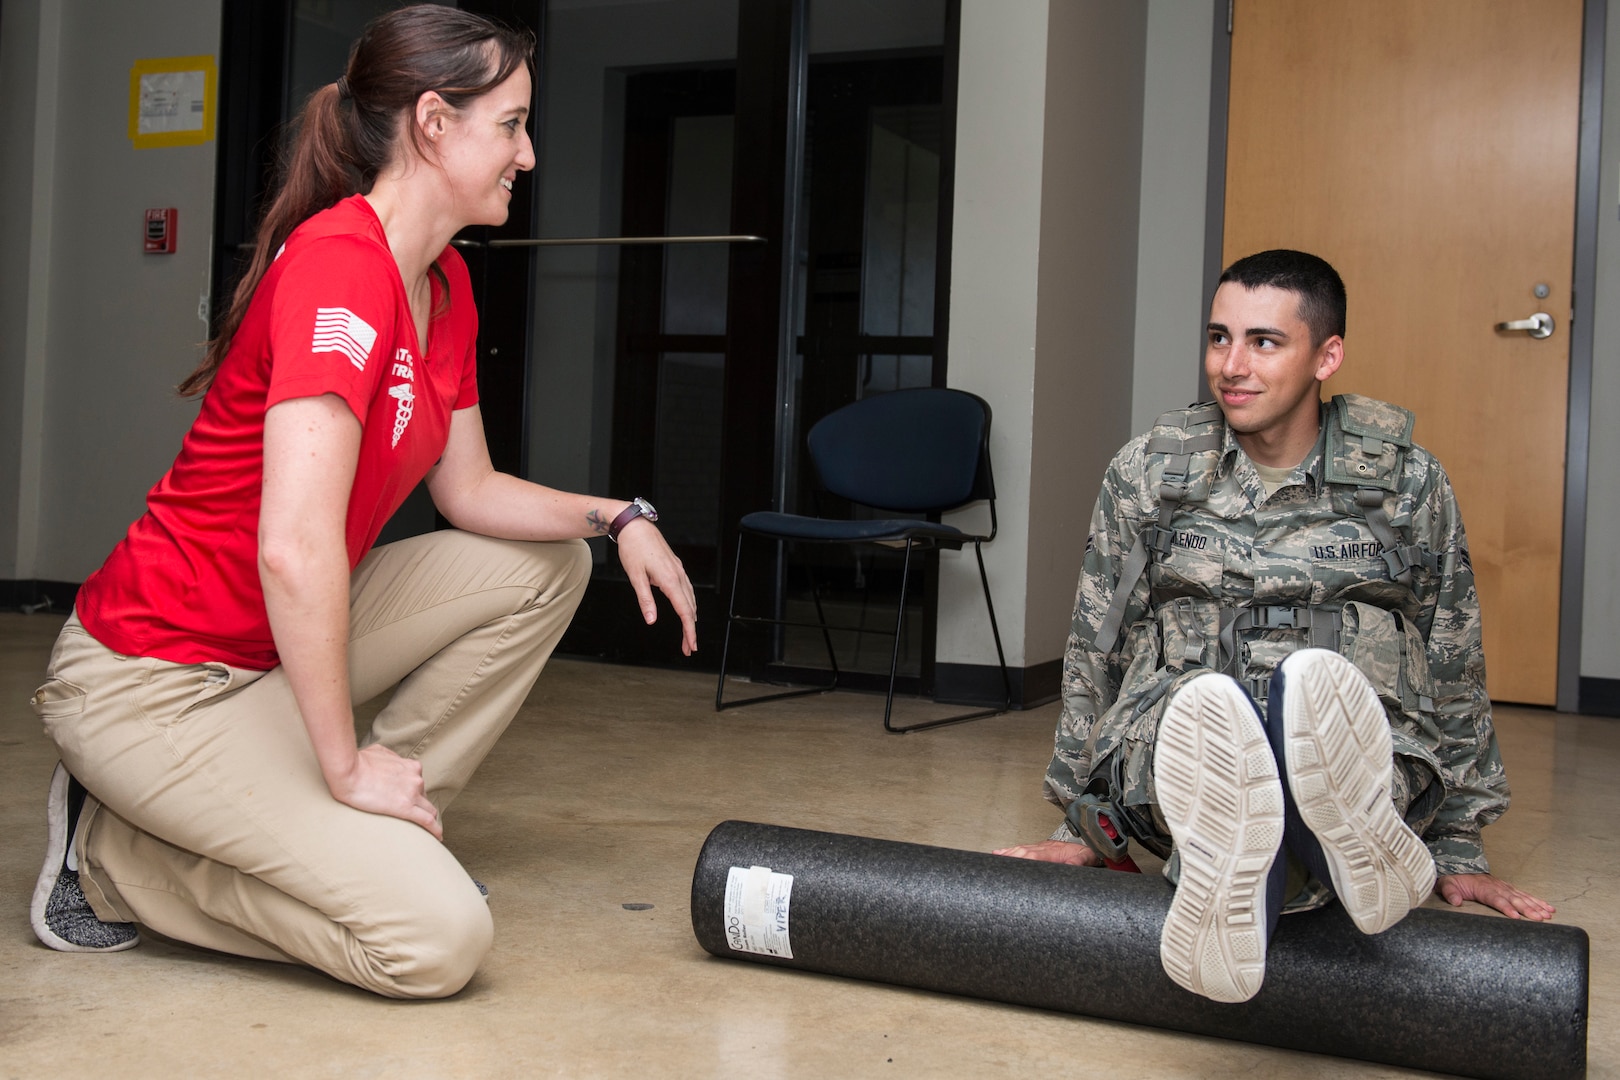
[179,82,360,397]
[178,5,533,397]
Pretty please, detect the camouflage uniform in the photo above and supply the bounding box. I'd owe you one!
[1043,396,1508,902]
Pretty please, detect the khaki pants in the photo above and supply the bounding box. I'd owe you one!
[33,530,592,999]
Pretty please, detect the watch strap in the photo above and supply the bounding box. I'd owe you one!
[608,498,655,542]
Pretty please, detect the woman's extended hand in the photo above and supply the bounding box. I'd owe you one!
[425,407,696,657]
[615,518,698,655]
[329,743,444,840]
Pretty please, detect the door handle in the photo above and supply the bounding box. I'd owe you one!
[1493,312,1555,339]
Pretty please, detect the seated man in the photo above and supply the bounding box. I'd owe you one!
[997,249,1554,1003]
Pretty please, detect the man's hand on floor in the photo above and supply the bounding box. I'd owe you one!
[991,839,1101,866]
[1436,872,1557,921]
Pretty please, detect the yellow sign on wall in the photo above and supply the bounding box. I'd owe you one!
[129,56,217,149]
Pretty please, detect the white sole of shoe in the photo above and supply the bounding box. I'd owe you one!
[30,762,139,953]
[1280,649,1436,935]
[1156,674,1284,1003]
[30,762,76,951]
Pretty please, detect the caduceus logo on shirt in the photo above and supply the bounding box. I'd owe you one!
[389,348,415,448]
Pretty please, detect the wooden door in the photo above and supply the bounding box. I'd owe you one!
[1223,0,1583,705]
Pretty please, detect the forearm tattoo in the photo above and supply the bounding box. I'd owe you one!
[587,509,610,535]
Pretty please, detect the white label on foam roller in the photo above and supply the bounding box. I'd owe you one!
[723,864,794,959]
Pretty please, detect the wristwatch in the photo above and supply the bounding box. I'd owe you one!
[607,497,658,543]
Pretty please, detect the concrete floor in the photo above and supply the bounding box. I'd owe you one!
[1,610,1613,1078]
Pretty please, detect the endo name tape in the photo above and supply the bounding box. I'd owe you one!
[723,864,794,959]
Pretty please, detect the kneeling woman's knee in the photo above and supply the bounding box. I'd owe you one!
[387,891,495,1000]
[559,536,592,594]
[531,537,592,614]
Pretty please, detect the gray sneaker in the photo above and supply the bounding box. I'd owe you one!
[30,763,139,953]
[1277,649,1436,934]
[1155,673,1284,1003]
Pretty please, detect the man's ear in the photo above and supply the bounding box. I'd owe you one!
[1314,335,1345,384]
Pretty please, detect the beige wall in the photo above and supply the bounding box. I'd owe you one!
[1025,0,1148,664]
[0,0,52,579]
[941,0,1174,674]
[936,0,1050,669]
[1132,0,1216,432]
[0,0,219,583]
[941,0,1151,673]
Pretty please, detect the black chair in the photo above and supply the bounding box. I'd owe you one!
[715,387,1010,733]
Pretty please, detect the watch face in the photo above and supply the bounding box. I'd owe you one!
[634,497,659,521]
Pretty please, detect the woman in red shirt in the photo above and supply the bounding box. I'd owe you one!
[29,6,693,998]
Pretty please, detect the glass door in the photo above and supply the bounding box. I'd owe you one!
[523,0,953,676]
[519,0,749,661]
[774,40,947,691]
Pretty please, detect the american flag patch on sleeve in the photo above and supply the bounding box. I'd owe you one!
[311,307,379,371]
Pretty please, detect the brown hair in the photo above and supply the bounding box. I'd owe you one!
[180,5,534,396]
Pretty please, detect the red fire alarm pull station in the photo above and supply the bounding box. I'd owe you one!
[144,208,177,254]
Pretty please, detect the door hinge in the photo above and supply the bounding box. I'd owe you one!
[1227,0,1234,34]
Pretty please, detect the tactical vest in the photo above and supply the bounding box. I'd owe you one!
[1091,393,1442,701]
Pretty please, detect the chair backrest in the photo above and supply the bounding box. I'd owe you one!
[805,388,995,514]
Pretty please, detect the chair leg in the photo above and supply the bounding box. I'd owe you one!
[879,540,915,732]
[715,534,747,710]
[716,533,839,712]
[717,532,1009,731]
[975,539,1012,709]
[882,539,1011,734]
[851,551,872,669]
[805,558,842,679]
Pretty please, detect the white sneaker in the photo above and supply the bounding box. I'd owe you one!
[1277,649,1436,934]
[1155,673,1284,1003]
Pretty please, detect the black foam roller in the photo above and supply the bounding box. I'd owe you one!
[691,821,1587,1080]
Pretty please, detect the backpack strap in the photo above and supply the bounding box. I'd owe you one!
[1354,490,1439,584]
[1092,405,1223,652]
[1324,394,1440,586]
